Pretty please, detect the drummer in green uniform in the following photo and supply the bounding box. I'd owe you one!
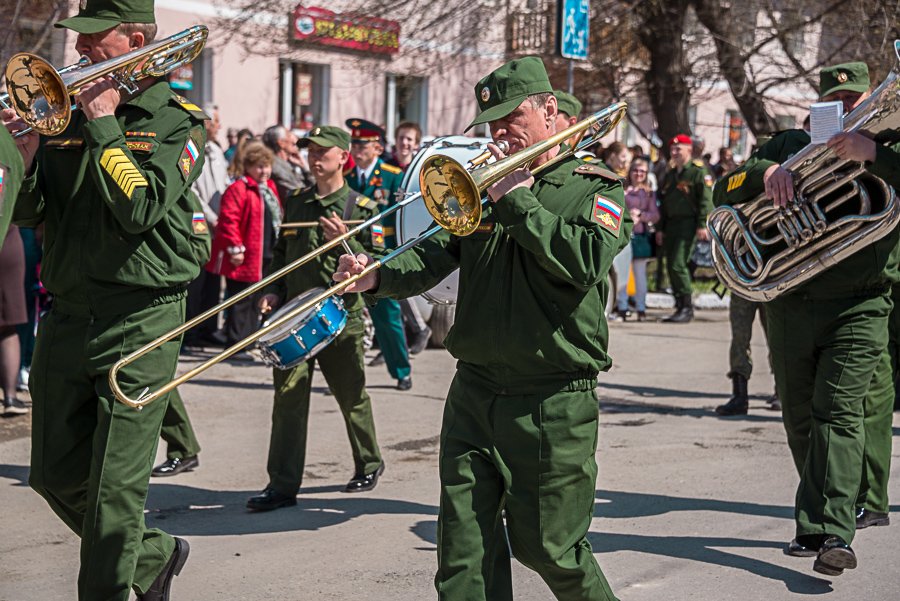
[248,125,385,511]
[656,134,714,323]
[334,56,629,601]
[1,0,209,598]
[345,118,413,390]
[713,61,900,576]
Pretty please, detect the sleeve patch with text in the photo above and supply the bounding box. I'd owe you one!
[727,172,746,192]
[100,148,147,199]
[591,195,622,236]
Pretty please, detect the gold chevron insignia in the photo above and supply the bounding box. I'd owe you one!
[100,148,147,198]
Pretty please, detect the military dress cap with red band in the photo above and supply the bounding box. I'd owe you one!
[669,134,693,146]
[345,118,385,144]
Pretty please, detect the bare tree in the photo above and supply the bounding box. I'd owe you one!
[0,0,67,72]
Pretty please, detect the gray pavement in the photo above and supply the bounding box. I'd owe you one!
[2,308,898,600]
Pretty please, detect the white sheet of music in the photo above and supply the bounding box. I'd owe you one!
[809,101,844,144]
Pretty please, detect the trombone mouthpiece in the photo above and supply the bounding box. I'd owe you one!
[497,140,509,154]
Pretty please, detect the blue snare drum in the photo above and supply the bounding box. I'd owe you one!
[257,288,348,370]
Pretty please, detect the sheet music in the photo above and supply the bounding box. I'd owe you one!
[809,101,844,144]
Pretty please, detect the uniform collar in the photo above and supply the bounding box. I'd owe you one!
[308,182,350,207]
[358,159,379,182]
[535,155,577,186]
[123,79,175,116]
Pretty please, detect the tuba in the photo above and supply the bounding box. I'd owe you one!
[708,40,900,302]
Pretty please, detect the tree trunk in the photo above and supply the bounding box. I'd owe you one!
[635,0,692,157]
[692,0,779,137]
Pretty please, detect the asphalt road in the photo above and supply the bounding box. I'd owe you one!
[1,308,898,600]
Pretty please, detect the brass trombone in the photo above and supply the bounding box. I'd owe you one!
[109,102,628,409]
[1,26,208,138]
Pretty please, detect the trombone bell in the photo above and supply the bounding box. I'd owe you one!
[5,53,70,136]
[420,156,483,236]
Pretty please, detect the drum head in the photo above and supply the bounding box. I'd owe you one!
[399,136,493,305]
[261,287,325,341]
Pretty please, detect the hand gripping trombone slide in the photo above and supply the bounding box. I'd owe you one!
[109,102,628,409]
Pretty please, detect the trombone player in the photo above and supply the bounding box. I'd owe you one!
[713,62,900,576]
[335,57,630,601]
[1,0,209,599]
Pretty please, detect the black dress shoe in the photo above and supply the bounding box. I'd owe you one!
[409,326,432,355]
[137,537,189,601]
[813,535,857,576]
[368,352,386,366]
[784,535,821,557]
[246,488,297,511]
[397,376,412,391]
[345,462,385,493]
[151,456,199,477]
[856,507,890,529]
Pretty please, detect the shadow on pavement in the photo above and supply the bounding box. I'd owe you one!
[597,395,785,423]
[593,489,792,520]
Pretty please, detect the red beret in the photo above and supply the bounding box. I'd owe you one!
[669,134,693,147]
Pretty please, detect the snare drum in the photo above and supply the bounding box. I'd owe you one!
[257,288,348,370]
[399,135,494,305]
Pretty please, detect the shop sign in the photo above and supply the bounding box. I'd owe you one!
[292,5,401,54]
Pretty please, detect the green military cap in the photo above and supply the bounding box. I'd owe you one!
[466,57,553,132]
[297,125,350,151]
[553,90,582,119]
[820,62,870,98]
[56,0,155,34]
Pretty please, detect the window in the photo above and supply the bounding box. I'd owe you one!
[725,110,748,157]
[386,74,428,143]
[279,62,330,132]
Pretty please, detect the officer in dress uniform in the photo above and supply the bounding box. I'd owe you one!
[656,134,714,323]
[345,118,412,390]
[1,1,209,597]
[246,126,385,511]
[335,56,629,601]
[714,62,900,575]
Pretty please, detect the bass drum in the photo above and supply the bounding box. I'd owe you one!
[399,135,494,305]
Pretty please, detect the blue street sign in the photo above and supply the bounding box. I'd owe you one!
[559,0,589,60]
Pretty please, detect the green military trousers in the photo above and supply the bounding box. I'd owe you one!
[662,219,696,297]
[159,390,201,460]
[28,299,185,601]
[766,293,891,544]
[435,371,618,601]
[728,295,769,380]
[266,310,382,496]
[369,298,411,380]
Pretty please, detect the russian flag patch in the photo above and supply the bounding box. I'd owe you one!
[192,211,208,234]
[591,195,623,236]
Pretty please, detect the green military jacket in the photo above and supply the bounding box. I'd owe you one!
[347,158,404,246]
[13,80,208,316]
[658,160,714,231]
[374,156,632,392]
[713,129,900,298]
[264,183,381,313]
[0,126,25,245]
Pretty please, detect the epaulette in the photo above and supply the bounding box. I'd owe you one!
[356,194,377,209]
[380,163,402,175]
[171,93,210,120]
[290,185,313,197]
[574,163,624,181]
[692,159,706,168]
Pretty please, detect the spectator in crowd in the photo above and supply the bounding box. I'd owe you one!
[227,128,254,181]
[208,141,282,357]
[262,124,315,201]
[1,226,28,415]
[224,127,239,161]
[604,141,631,177]
[614,157,659,322]
[15,225,41,393]
[691,134,715,177]
[713,147,736,179]
[387,121,422,171]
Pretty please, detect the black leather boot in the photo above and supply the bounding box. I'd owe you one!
[662,295,683,322]
[716,374,749,415]
[665,295,694,323]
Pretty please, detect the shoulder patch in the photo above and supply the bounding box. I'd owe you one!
[574,163,624,181]
[356,194,375,209]
[171,93,210,120]
[371,224,386,249]
[704,174,714,188]
[692,159,705,168]
[590,194,623,237]
[380,163,402,175]
[178,128,204,181]
[192,212,208,234]
[100,148,147,199]
[726,172,746,192]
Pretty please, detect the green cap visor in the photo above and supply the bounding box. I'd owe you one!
[820,62,869,99]
[55,0,155,34]
[297,126,350,151]
[466,57,552,132]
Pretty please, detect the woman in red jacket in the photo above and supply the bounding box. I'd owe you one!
[207,141,282,353]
